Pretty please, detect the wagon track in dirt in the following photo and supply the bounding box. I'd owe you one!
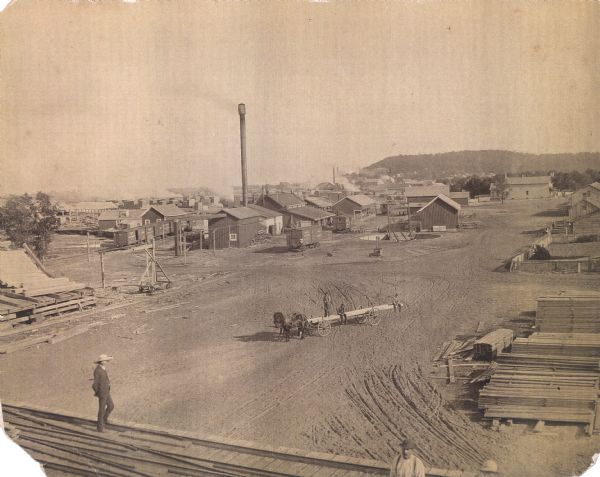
[313,365,505,469]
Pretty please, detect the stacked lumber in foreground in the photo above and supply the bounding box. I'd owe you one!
[0,293,38,322]
[496,352,600,373]
[536,295,600,332]
[512,333,600,357]
[479,294,600,433]
[2,403,479,477]
[0,290,95,329]
[0,249,86,297]
[479,364,600,435]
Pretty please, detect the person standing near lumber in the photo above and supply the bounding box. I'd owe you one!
[392,293,402,313]
[389,439,425,477]
[337,302,347,324]
[323,291,332,316]
[92,354,114,432]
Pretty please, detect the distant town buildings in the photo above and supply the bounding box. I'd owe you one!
[569,182,600,219]
[505,175,551,200]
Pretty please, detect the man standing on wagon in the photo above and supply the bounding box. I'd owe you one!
[323,291,333,316]
[338,302,347,325]
[392,293,402,313]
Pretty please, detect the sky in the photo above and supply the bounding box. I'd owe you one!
[1,0,599,199]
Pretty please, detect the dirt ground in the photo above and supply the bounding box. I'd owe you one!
[2,197,600,477]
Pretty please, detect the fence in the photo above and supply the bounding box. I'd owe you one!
[517,258,600,274]
[511,232,600,273]
[510,233,553,271]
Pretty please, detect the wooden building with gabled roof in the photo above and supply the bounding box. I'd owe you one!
[413,194,461,231]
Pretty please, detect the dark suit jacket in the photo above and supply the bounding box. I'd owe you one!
[92,365,111,398]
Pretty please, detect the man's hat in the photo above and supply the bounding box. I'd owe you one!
[94,354,113,364]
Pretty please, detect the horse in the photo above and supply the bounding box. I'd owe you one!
[273,312,308,341]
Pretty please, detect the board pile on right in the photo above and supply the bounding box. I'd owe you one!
[479,294,600,435]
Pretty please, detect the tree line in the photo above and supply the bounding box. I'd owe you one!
[0,192,59,259]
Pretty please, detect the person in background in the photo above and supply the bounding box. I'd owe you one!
[92,354,114,433]
[392,293,402,313]
[338,302,347,325]
[389,438,426,477]
[323,291,332,316]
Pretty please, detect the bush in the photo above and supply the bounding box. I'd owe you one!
[530,245,552,260]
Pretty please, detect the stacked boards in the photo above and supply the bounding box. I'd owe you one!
[0,249,85,297]
[479,295,600,434]
[536,295,600,333]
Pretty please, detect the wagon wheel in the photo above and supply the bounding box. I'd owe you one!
[317,320,332,337]
[367,309,381,326]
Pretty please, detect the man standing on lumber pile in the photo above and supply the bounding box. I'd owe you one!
[92,354,114,433]
[389,439,425,477]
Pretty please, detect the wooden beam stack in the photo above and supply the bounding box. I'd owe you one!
[479,362,600,434]
[478,294,600,434]
[536,295,600,332]
[0,291,95,326]
[2,403,479,477]
[512,333,600,357]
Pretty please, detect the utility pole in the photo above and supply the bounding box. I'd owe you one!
[387,201,391,236]
[86,232,91,263]
[151,238,156,286]
[100,252,105,288]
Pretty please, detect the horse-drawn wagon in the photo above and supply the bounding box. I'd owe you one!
[273,304,395,341]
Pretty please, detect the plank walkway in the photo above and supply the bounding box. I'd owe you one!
[2,402,477,477]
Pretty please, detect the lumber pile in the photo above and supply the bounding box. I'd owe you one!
[478,295,600,434]
[33,296,96,319]
[0,291,95,329]
[479,367,598,435]
[0,249,86,297]
[473,329,513,361]
[434,337,478,362]
[1,403,481,477]
[0,322,102,354]
[512,333,600,357]
[0,293,38,321]
[536,295,600,332]
[496,352,600,372]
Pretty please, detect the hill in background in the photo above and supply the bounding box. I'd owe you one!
[367,151,600,178]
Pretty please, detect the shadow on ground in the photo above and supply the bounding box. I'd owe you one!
[234,331,295,342]
[252,246,291,254]
[521,229,546,236]
[533,207,568,217]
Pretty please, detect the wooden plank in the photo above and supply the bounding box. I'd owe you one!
[23,243,56,278]
[49,323,99,345]
[448,359,456,383]
[0,334,55,354]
